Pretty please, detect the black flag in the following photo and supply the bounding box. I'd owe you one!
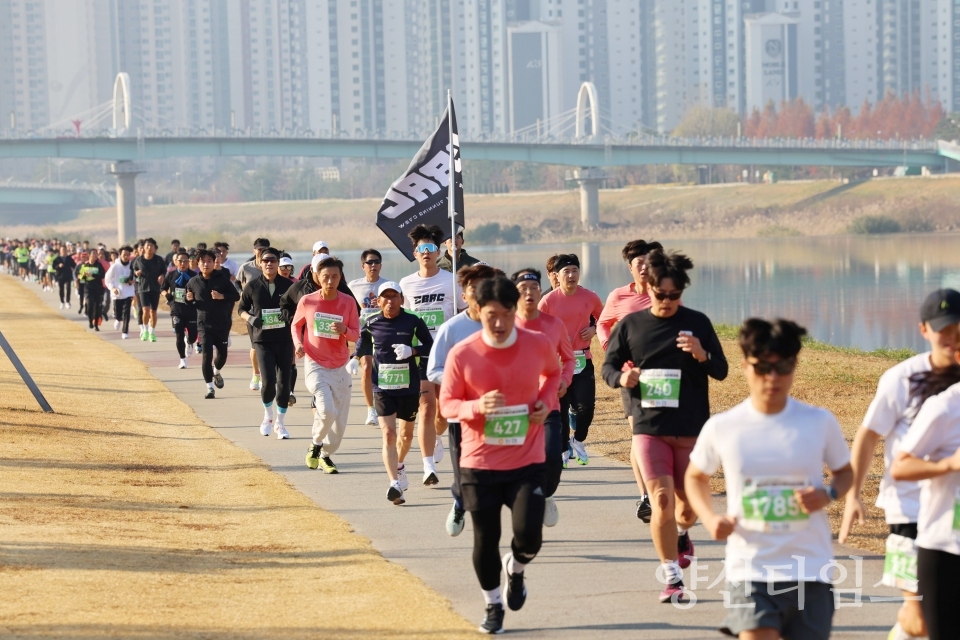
[376,101,464,261]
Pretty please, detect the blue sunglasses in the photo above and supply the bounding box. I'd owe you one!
[415,243,439,254]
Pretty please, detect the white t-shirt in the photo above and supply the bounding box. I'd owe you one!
[398,269,463,336]
[221,258,239,278]
[690,398,851,583]
[862,352,930,524]
[348,276,387,324]
[898,382,960,556]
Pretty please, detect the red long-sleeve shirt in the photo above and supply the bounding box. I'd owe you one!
[440,328,562,471]
[537,285,604,358]
[291,290,360,369]
[597,283,652,351]
[515,311,575,412]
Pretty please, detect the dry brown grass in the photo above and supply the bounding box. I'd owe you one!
[0,276,474,639]
[589,336,894,555]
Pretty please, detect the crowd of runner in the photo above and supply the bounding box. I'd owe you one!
[4,228,960,640]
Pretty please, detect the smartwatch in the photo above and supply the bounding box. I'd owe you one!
[825,485,839,501]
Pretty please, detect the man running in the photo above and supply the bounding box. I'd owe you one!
[186,249,240,399]
[52,246,76,309]
[105,246,135,339]
[161,252,199,368]
[239,247,295,440]
[238,238,270,392]
[77,251,106,331]
[164,239,181,267]
[215,242,239,280]
[538,254,604,466]
[597,239,664,523]
[297,240,330,280]
[439,276,561,634]
[354,281,433,504]
[399,224,465,486]
[132,238,167,342]
[601,249,727,601]
[686,318,852,634]
[348,249,388,426]
[14,241,30,280]
[438,230,480,273]
[840,289,960,640]
[292,255,360,475]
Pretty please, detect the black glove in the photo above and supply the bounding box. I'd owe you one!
[246,314,262,329]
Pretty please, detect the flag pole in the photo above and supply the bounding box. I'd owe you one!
[447,90,458,309]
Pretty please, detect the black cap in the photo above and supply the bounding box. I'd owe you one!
[920,289,960,332]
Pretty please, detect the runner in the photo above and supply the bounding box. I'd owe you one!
[891,346,960,640]
[601,249,728,598]
[537,254,604,467]
[597,239,664,523]
[131,238,167,342]
[164,239,181,267]
[73,249,88,314]
[43,247,55,292]
[291,255,360,474]
[685,318,853,634]
[427,264,502,534]
[513,268,575,528]
[439,276,561,634]
[14,241,30,281]
[215,242,239,280]
[76,251,106,331]
[278,255,296,281]
[839,289,960,640]
[104,245,135,339]
[438,230,480,273]
[297,240,330,281]
[354,280,433,503]
[399,224,466,486]
[52,246,75,309]
[348,248,388,426]
[238,238,270,393]
[161,252,198,368]
[186,249,240,399]
[239,247,295,440]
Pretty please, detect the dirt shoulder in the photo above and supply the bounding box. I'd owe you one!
[0,276,473,639]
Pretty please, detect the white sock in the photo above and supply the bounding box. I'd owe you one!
[213,367,220,376]
[422,456,437,475]
[206,382,214,391]
[263,404,275,420]
[662,561,682,584]
[482,587,503,606]
[275,411,285,426]
[148,325,155,335]
[506,553,526,575]
[678,525,689,535]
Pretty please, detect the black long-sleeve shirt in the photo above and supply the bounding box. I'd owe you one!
[239,274,294,344]
[186,270,240,331]
[602,306,728,437]
[131,255,167,293]
[356,310,433,396]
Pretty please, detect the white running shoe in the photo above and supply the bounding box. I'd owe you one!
[259,419,272,436]
[544,496,559,527]
[113,320,120,330]
[250,375,261,391]
[397,465,409,491]
[446,503,466,536]
[194,343,201,355]
[178,358,187,369]
[571,438,589,465]
[365,407,378,425]
[276,424,290,439]
[433,436,444,464]
[121,333,129,340]
[66,303,71,309]
[59,302,64,309]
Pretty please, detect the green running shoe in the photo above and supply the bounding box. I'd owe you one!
[305,444,322,469]
[318,456,338,474]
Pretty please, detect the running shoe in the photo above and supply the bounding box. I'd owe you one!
[636,495,652,524]
[275,424,290,440]
[571,438,589,465]
[543,496,559,527]
[65,303,70,309]
[387,482,405,505]
[149,333,156,342]
[194,343,202,355]
[213,372,224,389]
[305,444,322,469]
[502,553,527,611]
[423,471,439,486]
[94,325,100,332]
[365,407,378,425]
[259,418,272,436]
[479,603,505,635]
[397,465,409,491]
[677,532,695,569]
[659,579,685,604]
[319,456,338,474]
[59,302,64,309]
[434,436,444,463]
[204,389,215,400]
[140,331,148,341]
[113,320,120,330]
[446,504,465,536]
[121,333,129,340]
[562,449,570,469]
[250,374,261,391]
[178,358,187,369]
[288,393,297,407]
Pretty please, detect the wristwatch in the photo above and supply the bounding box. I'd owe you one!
[825,485,839,501]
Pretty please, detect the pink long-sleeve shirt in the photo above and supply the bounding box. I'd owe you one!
[597,283,652,351]
[515,311,575,412]
[537,285,604,357]
[440,328,562,471]
[291,290,360,369]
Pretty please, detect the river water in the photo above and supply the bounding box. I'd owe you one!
[291,234,960,353]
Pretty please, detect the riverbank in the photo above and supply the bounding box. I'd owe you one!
[7,174,960,249]
[0,276,474,639]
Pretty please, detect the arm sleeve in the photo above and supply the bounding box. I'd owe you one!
[356,325,373,357]
[537,336,562,409]
[425,325,448,384]
[413,317,433,359]
[699,321,728,381]
[104,264,117,289]
[899,397,948,460]
[225,280,241,303]
[601,320,631,389]
[342,301,361,343]
[597,291,618,351]
[591,291,605,325]
[238,283,253,316]
[861,371,902,437]
[438,350,480,426]
[688,421,720,475]
[557,324,576,387]
[290,299,306,349]
[279,284,297,323]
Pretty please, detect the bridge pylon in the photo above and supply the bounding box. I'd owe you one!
[108,162,143,245]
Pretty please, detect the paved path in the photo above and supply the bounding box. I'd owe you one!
[35,285,899,638]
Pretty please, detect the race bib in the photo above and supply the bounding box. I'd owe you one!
[313,312,343,339]
[261,308,284,330]
[377,363,411,390]
[640,369,681,408]
[953,487,960,535]
[882,534,919,592]
[740,476,810,533]
[174,288,186,303]
[413,305,445,331]
[574,350,587,375]
[483,405,530,446]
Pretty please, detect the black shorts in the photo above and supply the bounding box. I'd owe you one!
[201,327,230,348]
[171,314,197,330]
[139,289,161,310]
[889,523,918,539]
[720,581,834,640]
[459,463,546,513]
[374,392,418,422]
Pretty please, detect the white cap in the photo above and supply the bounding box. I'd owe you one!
[278,256,294,267]
[377,281,402,296]
[312,253,334,272]
[312,240,329,253]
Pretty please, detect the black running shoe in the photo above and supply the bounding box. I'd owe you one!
[288,393,297,406]
[502,554,527,611]
[204,389,215,400]
[213,372,224,389]
[636,495,652,524]
[478,603,505,634]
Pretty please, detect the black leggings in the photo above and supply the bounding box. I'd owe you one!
[560,359,596,450]
[172,315,198,358]
[253,341,293,409]
[58,281,71,304]
[918,546,960,640]
[114,298,133,334]
[448,422,463,510]
[77,282,86,310]
[201,330,229,383]
[85,289,103,326]
[291,362,298,394]
[543,410,563,497]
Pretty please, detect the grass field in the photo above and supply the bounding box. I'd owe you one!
[6,174,960,250]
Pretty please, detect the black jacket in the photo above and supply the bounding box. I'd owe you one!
[239,274,294,344]
[161,269,198,318]
[131,254,167,293]
[186,270,240,331]
[52,256,76,283]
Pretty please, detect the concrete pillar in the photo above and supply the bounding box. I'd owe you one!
[579,179,599,229]
[108,162,144,245]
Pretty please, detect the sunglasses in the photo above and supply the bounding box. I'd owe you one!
[279,264,293,270]
[363,259,382,266]
[749,358,797,376]
[652,288,683,301]
[414,243,438,254]
[260,257,278,264]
